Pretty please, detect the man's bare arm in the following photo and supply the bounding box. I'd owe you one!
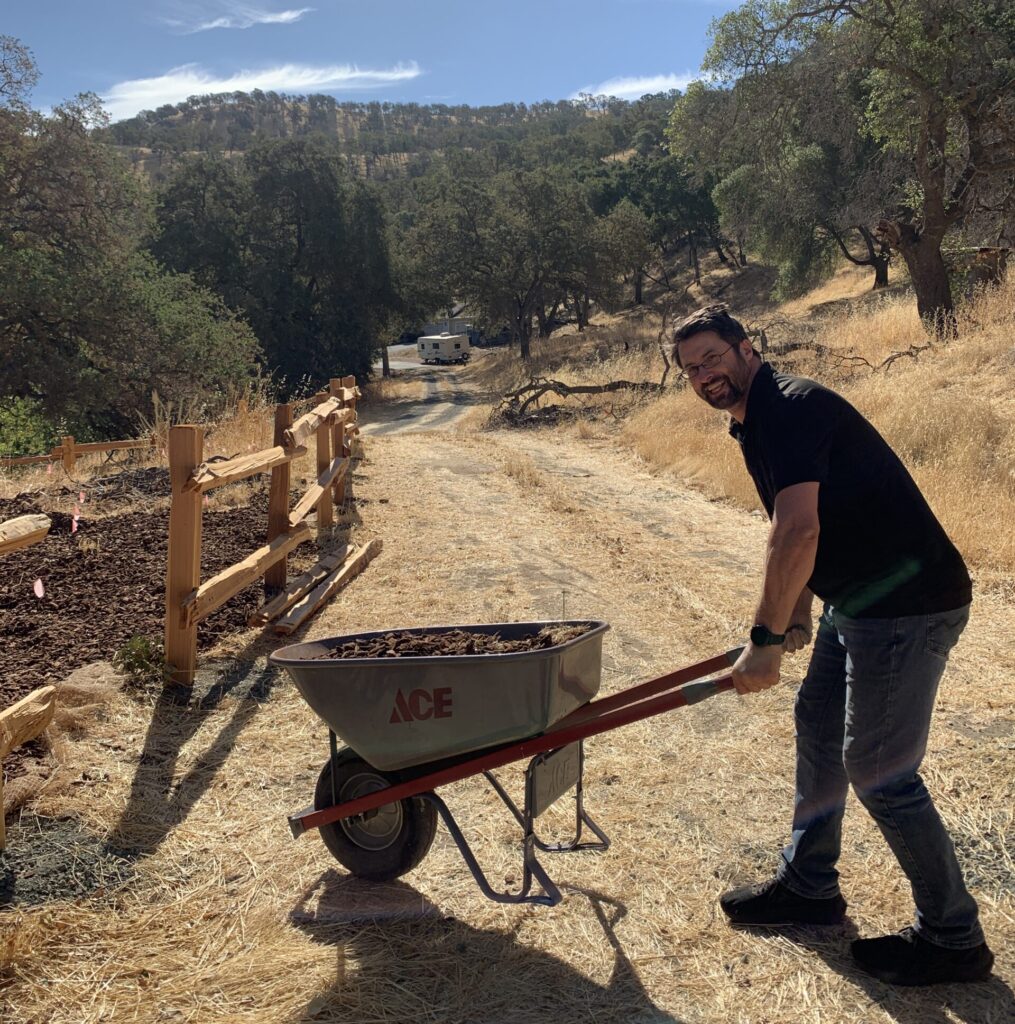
[784,586,816,652]
[733,482,820,693]
[755,482,820,632]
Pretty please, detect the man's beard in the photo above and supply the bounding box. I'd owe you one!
[700,375,745,410]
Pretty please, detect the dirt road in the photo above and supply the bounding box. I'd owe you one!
[363,344,475,436]
[359,365,474,436]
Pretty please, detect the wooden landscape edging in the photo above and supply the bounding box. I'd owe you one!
[0,435,156,471]
[0,514,51,556]
[164,375,369,685]
[0,685,56,850]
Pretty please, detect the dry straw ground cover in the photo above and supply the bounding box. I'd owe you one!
[2,273,1013,1023]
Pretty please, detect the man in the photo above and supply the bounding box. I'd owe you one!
[671,303,993,986]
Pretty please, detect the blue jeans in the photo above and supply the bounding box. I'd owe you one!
[776,603,984,949]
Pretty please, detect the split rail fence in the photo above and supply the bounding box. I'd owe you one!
[165,376,381,686]
[1,435,156,473]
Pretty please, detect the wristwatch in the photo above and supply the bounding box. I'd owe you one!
[750,624,786,647]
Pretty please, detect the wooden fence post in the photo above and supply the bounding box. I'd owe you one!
[61,436,76,475]
[314,391,334,531]
[329,379,347,506]
[265,403,293,594]
[165,425,204,687]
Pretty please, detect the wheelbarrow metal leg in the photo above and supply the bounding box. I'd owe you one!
[532,741,610,854]
[484,741,609,854]
[420,793,562,906]
[329,729,339,807]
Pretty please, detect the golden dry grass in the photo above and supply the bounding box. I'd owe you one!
[624,275,1015,578]
[360,377,429,405]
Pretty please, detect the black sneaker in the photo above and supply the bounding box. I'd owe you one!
[851,928,994,986]
[720,878,847,927]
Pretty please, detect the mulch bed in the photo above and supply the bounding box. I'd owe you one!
[315,624,589,659]
[1,478,320,781]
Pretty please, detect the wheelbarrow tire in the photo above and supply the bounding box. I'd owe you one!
[314,749,437,882]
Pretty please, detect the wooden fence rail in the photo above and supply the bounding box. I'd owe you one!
[164,376,379,686]
[0,686,56,850]
[0,514,52,556]
[1,435,157,472]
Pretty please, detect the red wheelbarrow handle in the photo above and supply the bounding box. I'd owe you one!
[546,646,744,734]
[290,648,743,837]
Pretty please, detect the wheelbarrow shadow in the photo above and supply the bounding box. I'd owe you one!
[288,871,684,1023]
[741,919,1014,1024]
[107,649,279,855]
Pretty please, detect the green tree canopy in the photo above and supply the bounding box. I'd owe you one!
[0,42,260,440]
[702,0,1015,322]
[408,165,622,357]
[152,138,399,390]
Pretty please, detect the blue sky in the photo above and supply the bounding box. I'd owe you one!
[8,1,738,121]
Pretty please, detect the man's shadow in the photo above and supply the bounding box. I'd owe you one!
[741,918,1013,1024]
[289,871,683,1023]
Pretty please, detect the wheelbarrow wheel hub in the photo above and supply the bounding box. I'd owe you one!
[338,771,403,850]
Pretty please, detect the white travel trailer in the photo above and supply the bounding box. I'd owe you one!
[417,332,471,365]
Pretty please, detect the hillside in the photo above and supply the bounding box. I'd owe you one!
[99,90,675,180]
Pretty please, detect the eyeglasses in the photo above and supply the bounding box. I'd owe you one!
[679,345,733,381]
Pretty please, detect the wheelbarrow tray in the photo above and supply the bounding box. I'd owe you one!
[270,619,609,771]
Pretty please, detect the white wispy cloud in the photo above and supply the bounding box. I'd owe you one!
[103,62,422,120]
[163,3,314,34]
[572,72,698,101]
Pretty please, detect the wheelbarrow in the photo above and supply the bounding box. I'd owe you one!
[271,621,741,906]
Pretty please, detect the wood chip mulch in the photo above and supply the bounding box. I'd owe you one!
[0,483,319,780]
[315,624,589,659]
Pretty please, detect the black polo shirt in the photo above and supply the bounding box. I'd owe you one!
[729,363,971,617]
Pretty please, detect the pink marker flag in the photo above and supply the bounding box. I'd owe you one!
[72,506,80,534]
[33,579,45,599]
[79,491,86,503]
[47,462,53,475]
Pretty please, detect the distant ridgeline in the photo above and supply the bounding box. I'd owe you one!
[98,91,678,179]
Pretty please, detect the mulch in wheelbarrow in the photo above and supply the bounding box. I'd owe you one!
[315,624,590,659]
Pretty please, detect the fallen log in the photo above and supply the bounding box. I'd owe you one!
[274,538,383,635]
[499,377,667,422]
